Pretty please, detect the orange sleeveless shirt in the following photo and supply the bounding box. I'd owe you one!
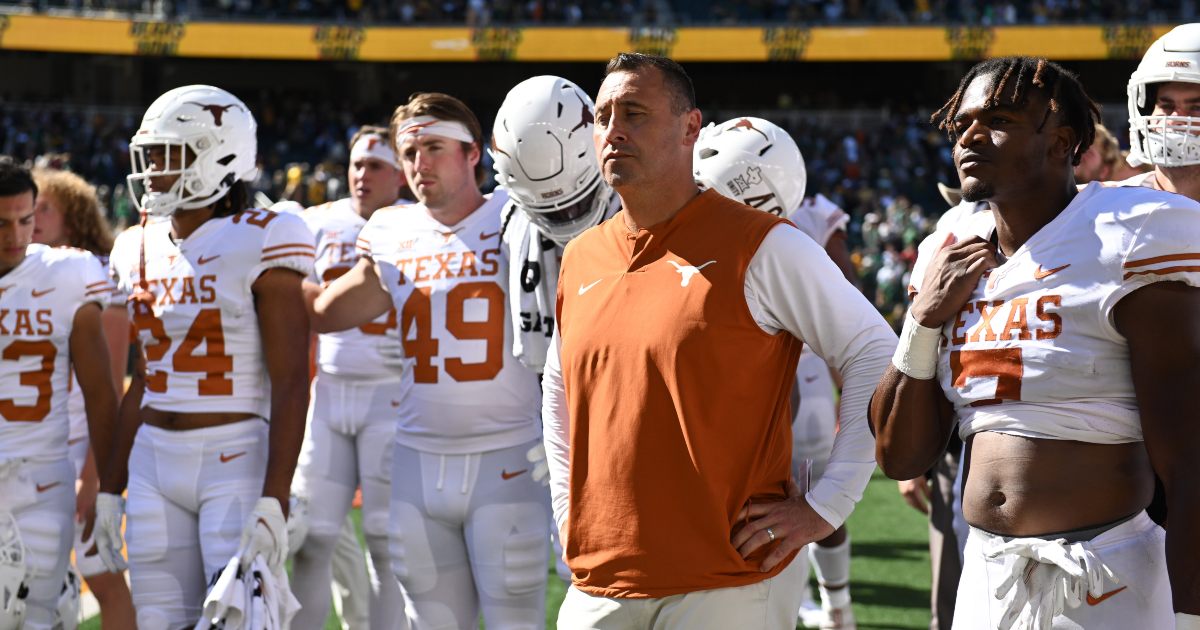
[556,189,803,598]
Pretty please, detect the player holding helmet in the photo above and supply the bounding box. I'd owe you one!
[0,157,120,630]
[95,85,312,630]
[693,116,858,630]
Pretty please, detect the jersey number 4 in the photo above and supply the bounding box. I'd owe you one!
[132,303,232,395]
[401,281,503,384]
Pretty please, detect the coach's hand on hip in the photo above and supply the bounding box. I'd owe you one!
[732,477,833,572]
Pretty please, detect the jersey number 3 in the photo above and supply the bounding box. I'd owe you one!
[401,281,503,384]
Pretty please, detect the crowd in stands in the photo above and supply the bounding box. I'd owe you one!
[0,97,971,325]
[8,0,1194,24]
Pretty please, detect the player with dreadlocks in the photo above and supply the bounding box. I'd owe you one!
[872,55,1200,629]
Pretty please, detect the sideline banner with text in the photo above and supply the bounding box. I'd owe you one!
[0,15,1173,62]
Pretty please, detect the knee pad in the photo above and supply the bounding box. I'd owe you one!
[362,506,390,540]
[471,503,549,598]
[388,501,437,594]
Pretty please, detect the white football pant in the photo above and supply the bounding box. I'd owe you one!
[1,457,74,630]
[389,438,550,630]
[67,438,107,579]
[125,419,268,630]
[954,512,1171,629]
[290,373,406,630]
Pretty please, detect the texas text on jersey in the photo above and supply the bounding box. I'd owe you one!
[357,188,542,455]
[109,208,315,417]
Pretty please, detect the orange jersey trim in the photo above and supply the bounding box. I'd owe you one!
[1123,265,1200,280]
[261,251,317,262]
[262,242,316,253]
[1123,252,1200,268]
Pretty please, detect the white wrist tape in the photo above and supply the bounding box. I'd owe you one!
[1178,613,1200,630]
[891,311,942,380]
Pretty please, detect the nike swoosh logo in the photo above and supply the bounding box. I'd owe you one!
[578,279,602,295]
[197,254,221,265]
[390,400,401,408]
[1034,263,1070,280]
[501,469,527,480]
[479,230,500,240]
[1086,586,1127,606]
[804,375,819,383]
[31,288,55,298]
[67,436,87,446]
[36,482,61,493]
[219,451,247,463]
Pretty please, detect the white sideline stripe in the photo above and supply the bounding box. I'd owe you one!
[80,590,100,623]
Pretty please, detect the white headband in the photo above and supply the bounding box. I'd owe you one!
[350,134,399,168]
[395,115,475,145]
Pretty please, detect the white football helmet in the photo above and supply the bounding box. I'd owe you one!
[0,512,27,630]
[127,85,259,217]
[490,75,615,246]
[52,566,80,630]
[1128,23,1200,167]
[694,117,806,219]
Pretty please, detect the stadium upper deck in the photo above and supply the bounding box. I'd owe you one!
[2,0,1189,26]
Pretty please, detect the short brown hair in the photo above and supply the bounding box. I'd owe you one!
[349,125,390,152]
[32,168,113,256]
[605,52,696,115]
[388,93,484,184]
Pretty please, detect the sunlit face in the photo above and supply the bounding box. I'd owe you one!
[950,74,1060,203]
[0,191,36,274]
[398,133,479,209]
[349,155,405,214]
[32,191,68,247]
[593,68,699,192]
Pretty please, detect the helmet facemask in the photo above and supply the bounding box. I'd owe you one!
[128,134,235,217]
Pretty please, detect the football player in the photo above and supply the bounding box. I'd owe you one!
[489,75,622,584]
[693,116,858,630]
[1127,25,1200,197]
[0,157,120,630]
[873,56,1200,629]
[289,125,412,630]
[93,85,313,630]
[308,92,548,630]
[30,168,135,630]
[490,75,622,373]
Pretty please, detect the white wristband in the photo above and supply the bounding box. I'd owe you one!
[891,311,942,380]
[1178,613,1200,630]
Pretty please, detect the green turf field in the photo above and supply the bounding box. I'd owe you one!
[80,469,931,629]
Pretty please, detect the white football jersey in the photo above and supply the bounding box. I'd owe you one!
[65,253,123,446]
[0,245,114,461]
[358,189,542,455]
[302,198,407,379]
[910,182,1200,444]
[499,192,622,372]
[791,194,849,248]
[110,209,315,415]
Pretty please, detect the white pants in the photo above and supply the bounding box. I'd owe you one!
[557,552,806,630]
[792,349,836,479]
[125,420,268,630]
[954,512,1172,629]
[389,439,550,630]
[67,437,107,579]
[1,457,74,630]
[291,372,406,630]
